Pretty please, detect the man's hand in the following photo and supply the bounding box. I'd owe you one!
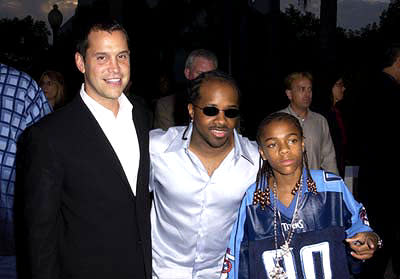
[345,232,379,260]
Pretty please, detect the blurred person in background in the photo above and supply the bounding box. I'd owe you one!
[323,74,348,177]
[39,70,65,110]
[153,49,217,130]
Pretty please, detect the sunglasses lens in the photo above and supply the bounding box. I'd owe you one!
[224,109,240,118]
[200,106,240,118]
[202,107,219,116]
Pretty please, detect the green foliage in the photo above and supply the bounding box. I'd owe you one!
[279,0,400,73]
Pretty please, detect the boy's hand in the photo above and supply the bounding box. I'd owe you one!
[345,232,379,260]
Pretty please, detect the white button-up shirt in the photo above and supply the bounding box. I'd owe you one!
[150,124,259,279]
[80,85,140,195]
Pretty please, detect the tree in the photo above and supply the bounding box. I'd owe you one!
[0,16,50,72]
[280,4,320,72]
[379,0,400,44]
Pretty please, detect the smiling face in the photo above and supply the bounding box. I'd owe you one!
[258,119,304,177]
[75,29,130,110]
[188,79,239,151]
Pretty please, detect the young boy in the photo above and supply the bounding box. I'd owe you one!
[221,112,380,279]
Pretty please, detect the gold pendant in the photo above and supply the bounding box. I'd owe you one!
[269,262,288,279]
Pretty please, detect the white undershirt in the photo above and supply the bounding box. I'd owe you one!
[80,84,140,196]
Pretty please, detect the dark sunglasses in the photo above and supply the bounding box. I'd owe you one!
[193,104,240,118]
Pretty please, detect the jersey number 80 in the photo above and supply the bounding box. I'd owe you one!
[262,242,332,279]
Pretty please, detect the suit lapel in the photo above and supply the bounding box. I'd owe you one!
[131,100,150,201]
[73,97,133,195]
[132,108,147,164]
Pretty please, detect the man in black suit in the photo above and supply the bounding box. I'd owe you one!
[357,45,400,279]
[19,20,151,279]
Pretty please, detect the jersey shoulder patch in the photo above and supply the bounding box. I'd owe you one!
[324,171,342,182]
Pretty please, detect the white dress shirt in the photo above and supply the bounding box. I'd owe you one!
[150,124,259,279]
[80,85,140,195]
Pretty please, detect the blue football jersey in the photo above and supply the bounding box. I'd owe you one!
[221,170,372,279]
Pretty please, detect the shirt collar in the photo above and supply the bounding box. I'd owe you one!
[79,84,133,118]
[165,122,255,165]
[286,105,310,121]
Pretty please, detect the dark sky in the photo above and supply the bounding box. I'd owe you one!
[0,0,390,32]
[281,0,389,30]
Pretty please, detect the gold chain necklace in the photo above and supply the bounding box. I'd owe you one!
[269,177,303,279]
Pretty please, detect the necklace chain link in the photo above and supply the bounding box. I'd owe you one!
[270,176,303,279]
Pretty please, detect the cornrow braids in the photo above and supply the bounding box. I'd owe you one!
[188,70,241,105]
[252,112,317,209]
[253,156,273,209]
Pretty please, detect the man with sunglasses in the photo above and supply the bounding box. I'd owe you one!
[150,70,259,278]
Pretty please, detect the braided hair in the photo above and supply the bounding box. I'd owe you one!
[182,70,241,140]
[188,69,241,104]
[253,112,317,209]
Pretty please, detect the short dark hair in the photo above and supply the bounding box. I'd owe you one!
[382,44,400,68]
[188,69,241,105]
[76,19,129,59]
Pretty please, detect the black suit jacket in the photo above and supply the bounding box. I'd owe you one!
[19,96,151,279]
[357,71,400,224]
